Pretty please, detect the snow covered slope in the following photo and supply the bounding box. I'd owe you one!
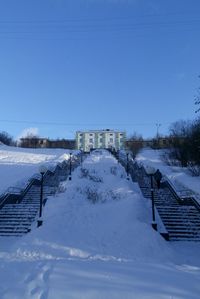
[136,148,200,197]
[0,149,200,298]
[0,144,71,194]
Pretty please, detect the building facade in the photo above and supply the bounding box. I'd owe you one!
[76,130,126,152]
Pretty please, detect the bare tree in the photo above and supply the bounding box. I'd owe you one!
[194,76,200,113]
[0,131,14,146]
[169,120,192,167]
[126,132,143,156]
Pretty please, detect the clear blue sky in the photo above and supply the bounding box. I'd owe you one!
[0,0,200,140]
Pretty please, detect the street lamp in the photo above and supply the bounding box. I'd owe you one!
[37,165,47,227]
[145,166,157,231]
[69,152,72,180]
[126,152,129,180]
[80,149,83,165]
[156,123,161,148]
[117,150,120,163]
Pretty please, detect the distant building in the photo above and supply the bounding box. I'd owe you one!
[47,139,75,150]
[126,137,174,151]
[76,129,126,152]
[20,137,49,148]
[19,137,75,149]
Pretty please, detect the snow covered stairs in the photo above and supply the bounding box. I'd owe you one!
[0,185,40,236]
[0,184,55,237]
[141,185,200,241]
[155,187,200,241]
[0,154,83,237]
[131,164,200,241]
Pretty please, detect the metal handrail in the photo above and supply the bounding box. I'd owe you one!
[0,151,82,209]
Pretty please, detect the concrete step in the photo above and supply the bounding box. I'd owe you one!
[0,233,24,237]
[167,229,200,235]
[0,227,30,232]
[1,206,39,211]
[0,216,35,221]
[169,236,200,241]
[0,213,37,217]
[158,214,200,220]
[157,206,197,210]
[0,222,32,226]
[160,215,200,220]
[0,224,31,230]
[161,218,200,224]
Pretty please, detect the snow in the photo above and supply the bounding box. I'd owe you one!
[0,147,200,298]
[0,144,72,194]
[136,148,200,198]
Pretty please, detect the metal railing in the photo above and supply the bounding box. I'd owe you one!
[0,151,85,209]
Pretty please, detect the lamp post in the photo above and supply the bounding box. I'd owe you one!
[145,166,157,231]
[80,149,83,165]
[126,152,129,180]
[116,150,119,162]
[156,123,161,148]
[37,165,46,227]
[69,152,72,180]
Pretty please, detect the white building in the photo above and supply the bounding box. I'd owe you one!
[76,129,126,152]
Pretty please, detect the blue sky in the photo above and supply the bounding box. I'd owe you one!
[0,0,200,140]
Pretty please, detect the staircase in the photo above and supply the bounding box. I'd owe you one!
[127,159,200,241]
[0,185,53,236]
[0,152,85,237]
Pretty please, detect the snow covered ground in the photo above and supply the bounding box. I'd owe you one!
[0,147,200,298]
[0,144,72,194]
[136,148,200,199]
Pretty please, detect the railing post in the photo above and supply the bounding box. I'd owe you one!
[37,165,46,227]
[150,174,157,230]
[69,152,72,180]
[126,153,129,180]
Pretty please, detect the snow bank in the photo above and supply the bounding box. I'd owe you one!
[0,145,71,194]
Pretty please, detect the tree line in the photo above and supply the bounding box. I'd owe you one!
[0,131,15,146]
[168,118,200,168]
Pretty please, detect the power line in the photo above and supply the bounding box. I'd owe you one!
[0,14,199,41]
[0,119,170,127]
[0,17,200,34]
[0,10,200,24]
[0,19,200,32]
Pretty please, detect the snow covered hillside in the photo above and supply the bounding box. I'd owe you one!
[136,148,200,199]
[0,148,200,298]
[0,144,71,194]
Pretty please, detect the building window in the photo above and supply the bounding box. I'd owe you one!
[110,133,113,136]
[110,138,114,143]
[89,138,93,143]
[89,134,93,136]
[99,138,103,143]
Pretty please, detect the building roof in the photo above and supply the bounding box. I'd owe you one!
[76,129,125,133]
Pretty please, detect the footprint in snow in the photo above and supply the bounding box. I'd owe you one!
[25,263,52,299]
